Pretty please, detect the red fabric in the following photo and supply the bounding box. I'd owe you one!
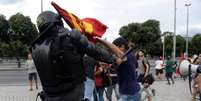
[51,2,107,43]
[176,67,181,75]
[82,18,108,37]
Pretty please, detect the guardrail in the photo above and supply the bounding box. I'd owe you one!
[0,95,41,101]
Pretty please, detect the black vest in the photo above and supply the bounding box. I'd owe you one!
[32,31,85,96]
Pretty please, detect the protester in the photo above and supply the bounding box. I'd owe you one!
[136,50,150,82]
[192,54,201,101]
[106,64,120,101]
[25,53,38,91]
[165,56,175,85]
[140,74,155,101]
[93,62,109,101]
[32,11,121,101]
[154,56,164,80]
[97,37,141,101]
[16,57,21,68]
[83,55,99,101]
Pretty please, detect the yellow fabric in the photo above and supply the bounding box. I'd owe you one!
[82,21,93,34]
[69,14,82,31]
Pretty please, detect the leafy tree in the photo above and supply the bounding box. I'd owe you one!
[0,42,10,57]
[0,14,10,42]
[119,19,162,56]
[191,34,201,54]
[9,40,29,57]
[176,35,185,54]
[164,32,185,57]
[9,13,38,45]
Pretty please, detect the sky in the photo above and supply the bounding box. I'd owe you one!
[0,0,200,42]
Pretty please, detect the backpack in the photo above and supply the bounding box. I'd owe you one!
[32,31,85,95]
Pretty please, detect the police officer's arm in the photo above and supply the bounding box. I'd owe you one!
[69,30,116,64]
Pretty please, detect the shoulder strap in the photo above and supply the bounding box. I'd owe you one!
[142,59,150,73]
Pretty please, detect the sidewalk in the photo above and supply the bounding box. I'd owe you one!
[0,85,42,101]
[0,79,192,101]
[152,79,191,101]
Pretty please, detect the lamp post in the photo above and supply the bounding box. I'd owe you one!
[185,3,191,59]
[41,0,43,13]
[173,0,177,61]
[162,36,165,60]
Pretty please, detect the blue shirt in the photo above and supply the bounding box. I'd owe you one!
[117,53,140,95]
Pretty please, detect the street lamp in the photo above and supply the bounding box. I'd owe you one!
[162,36,165,60]
[41,0,43,13]
[173,0,177,61]
[185,3,191,59]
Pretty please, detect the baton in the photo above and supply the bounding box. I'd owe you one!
[121,48,133,59]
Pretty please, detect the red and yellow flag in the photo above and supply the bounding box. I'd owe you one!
[51,2,108,42]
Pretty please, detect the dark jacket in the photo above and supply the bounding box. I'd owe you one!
[32,28,115,96]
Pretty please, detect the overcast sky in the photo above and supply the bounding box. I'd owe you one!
[0,0,200,41]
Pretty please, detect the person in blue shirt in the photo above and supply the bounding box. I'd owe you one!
[96,37,141,101]
[113,37,141,101]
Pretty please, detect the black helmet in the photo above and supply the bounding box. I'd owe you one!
[36,11,62,33]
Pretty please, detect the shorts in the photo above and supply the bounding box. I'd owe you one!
[155,69,163,75]
[28,73,37,81]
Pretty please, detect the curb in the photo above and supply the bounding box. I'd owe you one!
[0,68,25,71]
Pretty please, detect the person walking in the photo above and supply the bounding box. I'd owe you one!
[136,50,150,83]
[25,53,38,91]
[155,56,164,80]
[165,56,175,85]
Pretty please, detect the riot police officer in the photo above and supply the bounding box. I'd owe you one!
[32,11,116,101]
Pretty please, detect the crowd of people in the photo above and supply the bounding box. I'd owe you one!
[26,10,201,101]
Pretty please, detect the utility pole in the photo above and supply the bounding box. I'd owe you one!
[162,36,165,61]
[41,0,43,13]
[185,3,191,59]
[173,0,177,61]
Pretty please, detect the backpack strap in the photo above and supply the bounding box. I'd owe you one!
[142,59,150,74]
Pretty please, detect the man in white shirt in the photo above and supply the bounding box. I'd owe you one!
[25,53,38,91]
[154,57,164,80]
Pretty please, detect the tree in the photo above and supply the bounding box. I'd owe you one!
[119,19,162,56]
[191,34,201,54]
[9,13,38,45]
[164,32,186,57]
[9,40,29,57]
[0,14,10,42]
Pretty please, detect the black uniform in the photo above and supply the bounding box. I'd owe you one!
[32,11,115,101]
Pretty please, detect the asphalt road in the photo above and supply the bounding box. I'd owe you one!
[0,70,30,85]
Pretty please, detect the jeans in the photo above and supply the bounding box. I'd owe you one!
[94,86,105,101]
[119,91,141,101]
[106,84,120,101]
[84,77,95,100]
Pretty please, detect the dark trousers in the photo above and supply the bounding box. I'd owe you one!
[166,72,174,84]
[44,83,84,101]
